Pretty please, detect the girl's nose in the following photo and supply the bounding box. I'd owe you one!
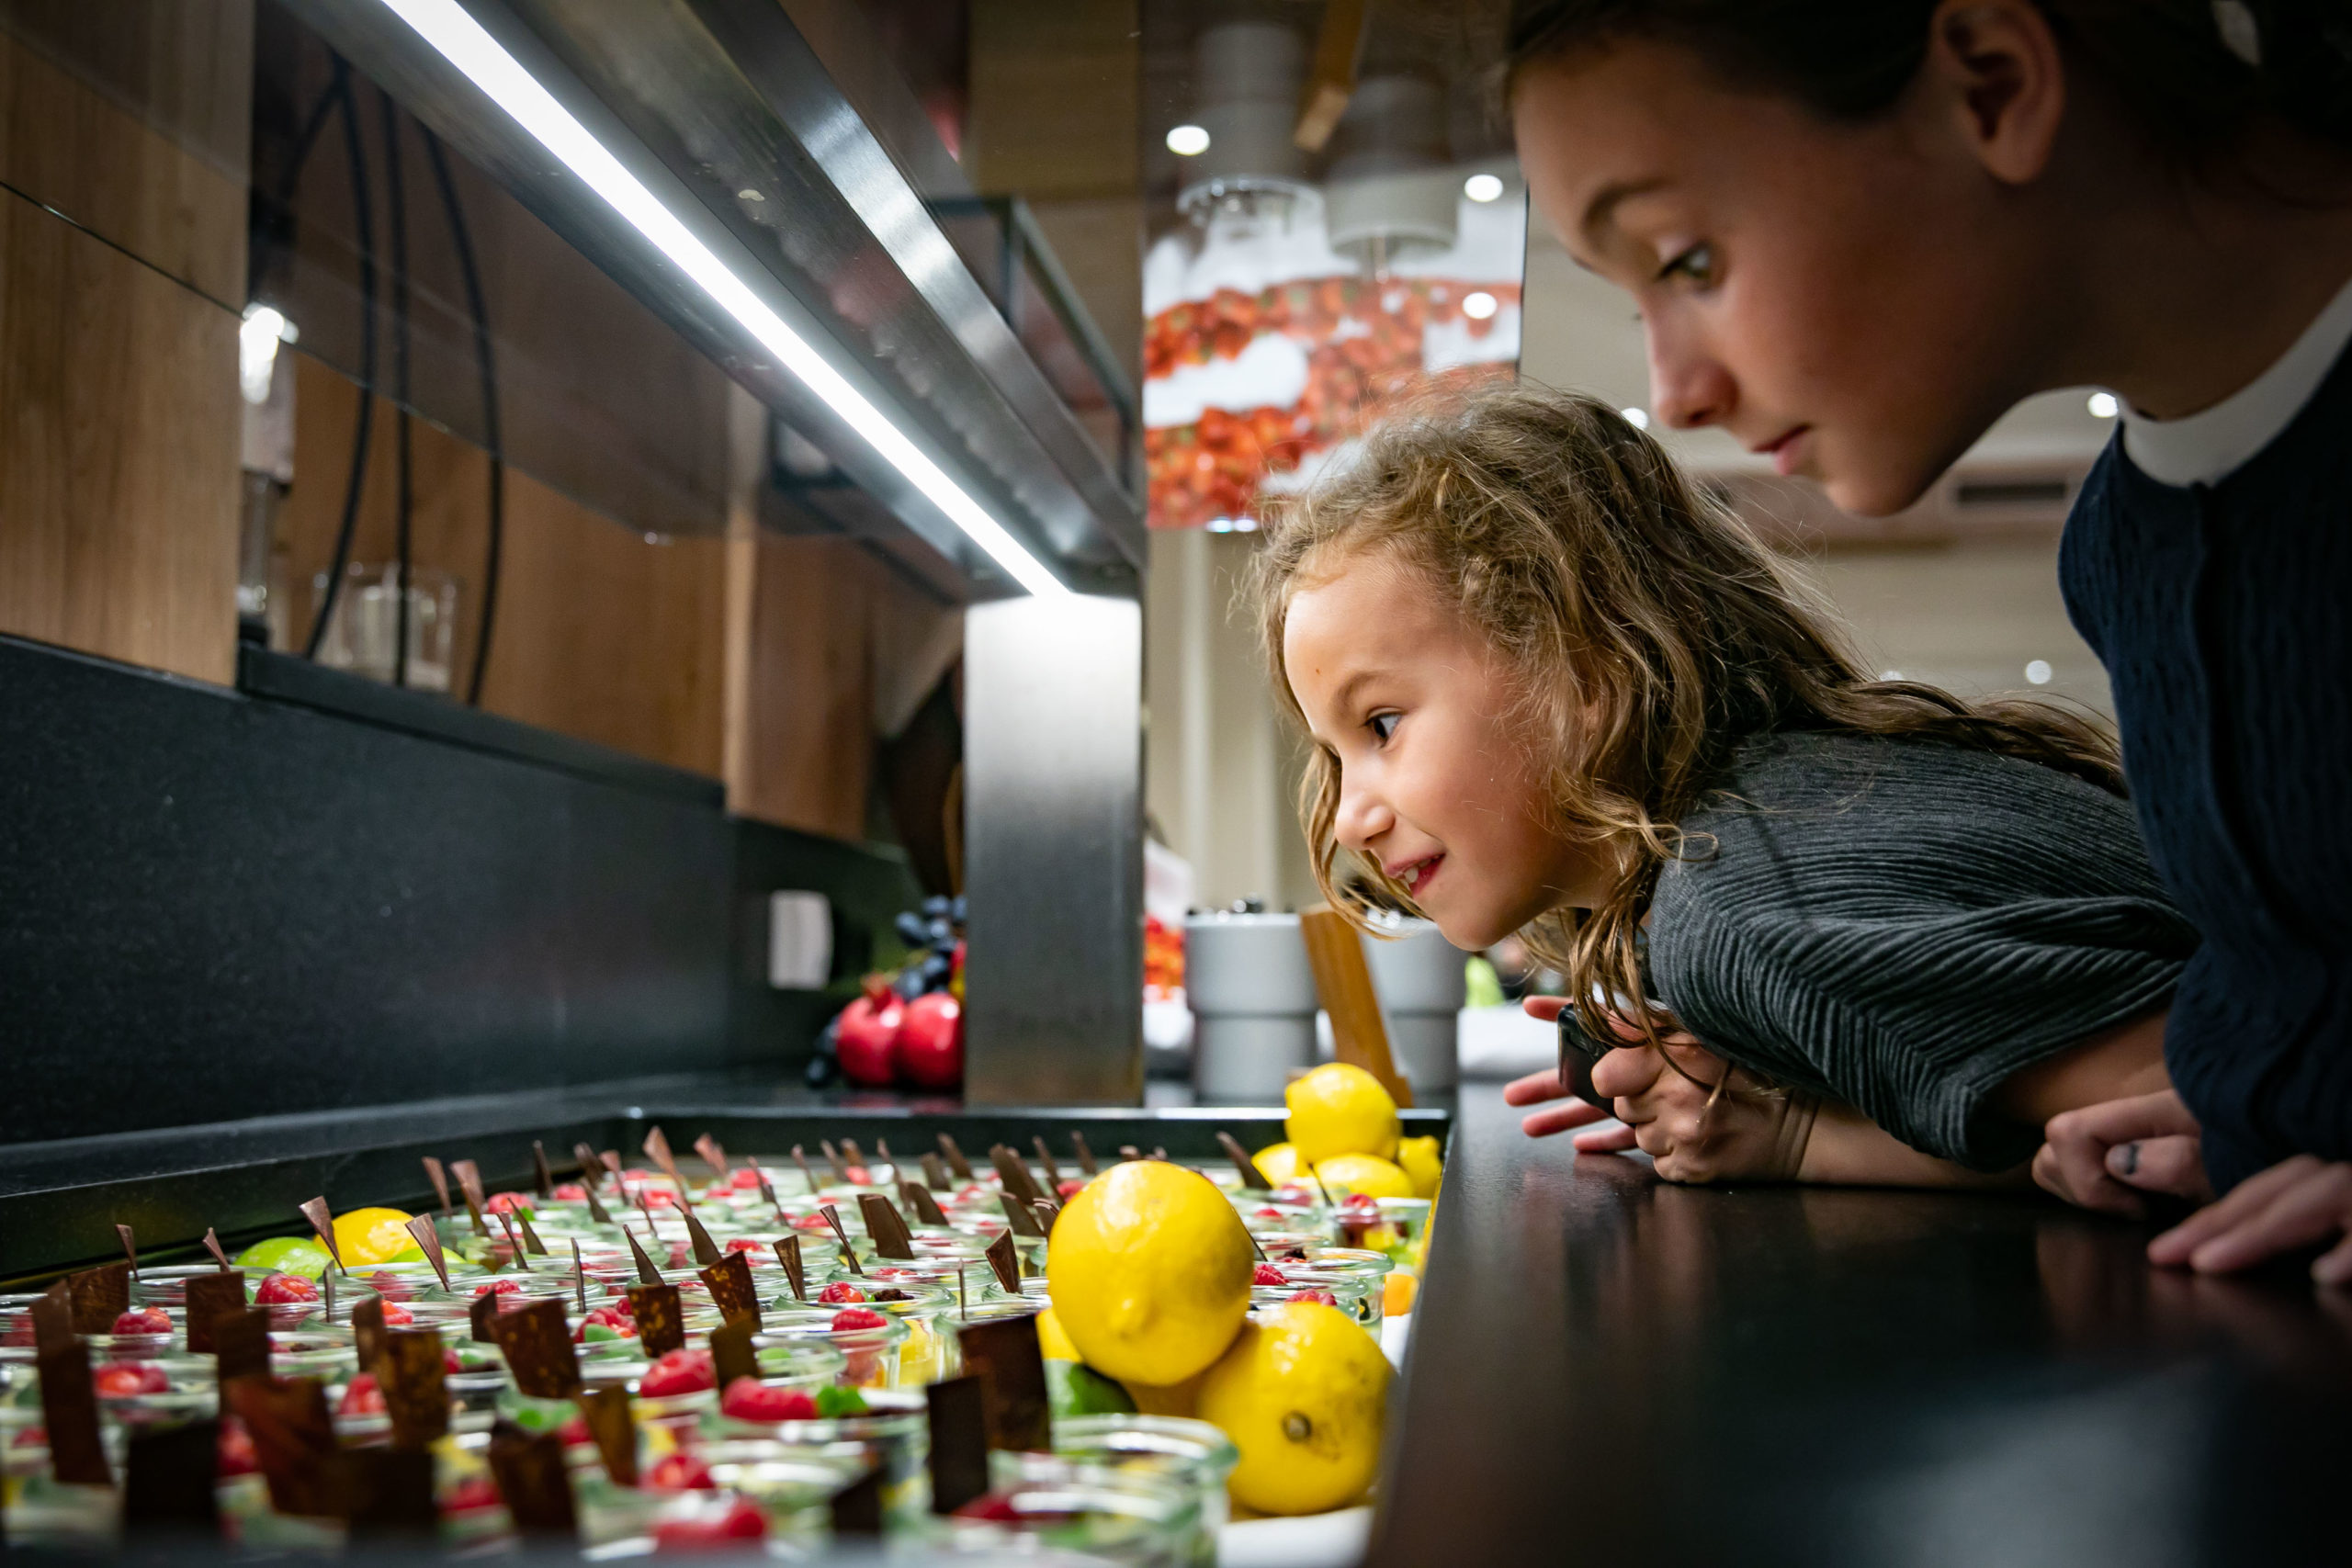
[1645,318,1736,431]
[1332,775,1393,853]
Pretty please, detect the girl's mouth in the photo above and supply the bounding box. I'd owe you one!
[1754,425,1812,478]
[1390,855,1444,897]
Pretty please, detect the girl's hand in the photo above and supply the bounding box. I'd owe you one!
[1597,1038,1815,1184]
[1501,996,1628,1149]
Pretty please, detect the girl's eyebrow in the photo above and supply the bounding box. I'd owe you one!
[1330,668,1385,714]
[1579,175,1670,245]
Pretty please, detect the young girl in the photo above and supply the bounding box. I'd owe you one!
[1255,387,2196,1188]
[1503,1,2352,1271]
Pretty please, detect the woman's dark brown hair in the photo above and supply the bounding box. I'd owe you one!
[1252,386,2124,1054]
[1506,1,2352,164]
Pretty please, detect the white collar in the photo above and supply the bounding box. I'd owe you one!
[2120,271,2352,489]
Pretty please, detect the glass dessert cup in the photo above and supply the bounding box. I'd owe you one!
[754,1313,911,1391]
[1051,1413,1240,1556]
[937,1451,1202,1567]
[1248,1269,1378,1328]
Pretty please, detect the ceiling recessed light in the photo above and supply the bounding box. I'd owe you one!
[1166,123,1211,156]
[2025,660,2053,685]
[1621,407,1649,430]
[1461,290,1498,321]
[2086,390,2120,419]
[1463,172,1505,204]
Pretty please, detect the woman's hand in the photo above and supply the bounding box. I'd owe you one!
[2147,1156,2352,1285]
[2032,1089,2211,1218]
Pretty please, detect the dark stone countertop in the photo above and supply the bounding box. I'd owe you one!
[1372,1083,2352,1567]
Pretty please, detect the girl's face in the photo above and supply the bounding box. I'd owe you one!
[1512,32,2066,516]
[1283,552,1602,950]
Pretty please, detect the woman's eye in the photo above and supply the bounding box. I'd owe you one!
[1658,243,1717,288]
[1368,712,1400,743]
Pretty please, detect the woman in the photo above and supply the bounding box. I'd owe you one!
[1502,0,2352,1281]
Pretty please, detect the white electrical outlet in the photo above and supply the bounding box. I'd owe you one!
[767,892,832,990]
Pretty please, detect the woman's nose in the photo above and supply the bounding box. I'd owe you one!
[1645,318,1736,431]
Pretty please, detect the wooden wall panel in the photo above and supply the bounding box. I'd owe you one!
[0,186,240,683]
[726,535,877,840]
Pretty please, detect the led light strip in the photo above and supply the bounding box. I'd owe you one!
[379,0,1069,596]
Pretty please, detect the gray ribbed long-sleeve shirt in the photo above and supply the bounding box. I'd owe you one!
[1647,731,2199,1170]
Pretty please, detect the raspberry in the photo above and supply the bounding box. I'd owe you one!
[1252,1264,1288,1286]
[93,1361,169,1398]
[718,1377,820,1422]
[829,1307,888,1333]
[651,1497,765,1547]
[638,1348,716,1398]
[472,1279,523,1298]
[815,1282,866,1304]
[254,1273,317,1304]
[337,1372,387,1416]
[643,1451,715,1491]
[110,1308,171,1336]
[1288,1289,1340,1308]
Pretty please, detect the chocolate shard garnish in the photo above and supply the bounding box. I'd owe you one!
[830,1464,886,1536]
[1033,1136,1063,1187]
[999,1193,1045,1239]
[1219,1132,1272,1189]
[956,1313,1051,1451]
[450,1160,489,1235]
[990,1145,1042,1208]
[403,1215,451,1292]
[709,1314,759,1391]
[925,1375,990,1514]
[487,1420,577,1539]
[693,1134,729,1178]
[495,1211,532,1273]
[859,1193,917,1260]
[1031,1200,1061,1236]
[518,1212,550,1258]
[698,1252,761,1328]
[601,1149,623,1178]
[819,1204,864,1274]
[627,1284,685,1358]
[957,1263,970,1321]
[623,1224,663,1287]
[469,1292,500,1344]
[922,1152,952,1191]
[643,1125,690,1206]
[900,1179,950,1228]
[571,1241,588,1314]
[340,1445,437,1540]
[202,1227,233,1270]
[116,1223,140,1279]
[573,1387,637,1485]
[747,1156,786,1222]
[681,1206,723,1269]
[32,1280,73,1353]
[422,1156,453,1218]
[791,1145,820,1194]
[774,1235,808,1303]
[983,1230,1022,1295]
[1248,1227,1269,1262]
[840,1137,866,1171]
[875,1138,895,1176]
[580,1179,613,1226]
[213,1305,271,1383]
[571,1143,605,1191]
[820,1140,851,1185]
[531,1140,555,1199]
[938,1134,975,1182]
[37,1336,110,1484]
[1154,1145,1170,1161]
[184,1271,247,1355]
[322,1266,337,1324]
[352,1296,388,1371]
[65,1261,131,1334]
[1071,1132,1099,1175]
[228,1375,338,1517]
[1119,1145,1143,1163]
[491,1297,582,1399]
[122,1416,219,1532]
[379,1328,450,1449]
[297,1197,345,1274]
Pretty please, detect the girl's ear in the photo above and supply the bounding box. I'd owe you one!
[1918,0,2067,186]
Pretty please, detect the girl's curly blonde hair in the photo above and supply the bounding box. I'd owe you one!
[1250,384,2123,1050]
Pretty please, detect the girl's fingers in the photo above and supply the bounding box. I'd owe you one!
[1521,995,1568,1022]
[1501,1068,1570,1106]
[1521,1100,1610,1139]
[1571,1124,1639,1155]
[2186,1161,2352,1275]
[1589,1046,1664,1100]
[2148,1156,2319,1266]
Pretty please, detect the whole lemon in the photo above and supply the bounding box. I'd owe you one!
[332,1207,424,1268]
[1035,1306,1080,1362]
[1312,1154,1413,1201]
[1047,1162,1253,1387]
[1197,1301,1392,1515]
[1252,1142,1306,1185]
[1395,1135,1442,1199]
[1284,1064,1400,1165]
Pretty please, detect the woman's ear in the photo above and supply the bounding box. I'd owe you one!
[1918,0,2067,186]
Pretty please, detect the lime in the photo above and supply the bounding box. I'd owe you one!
[234,1235,332,1279]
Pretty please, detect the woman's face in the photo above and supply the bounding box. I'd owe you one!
[1283,552,1602,950]
[1513,38,2062,517]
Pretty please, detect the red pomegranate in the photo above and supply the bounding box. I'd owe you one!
[897,991,963,1090]
[836,977,904,1087]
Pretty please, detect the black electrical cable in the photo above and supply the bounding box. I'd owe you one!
[302,60,378,661]
[422,128,503,706]
[379,87,413,689]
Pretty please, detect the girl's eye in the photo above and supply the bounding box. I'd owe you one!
[1368,712,1400,743]
[1658,243,1717,288]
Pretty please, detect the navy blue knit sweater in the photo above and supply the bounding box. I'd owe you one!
[2060,344,2352,1191]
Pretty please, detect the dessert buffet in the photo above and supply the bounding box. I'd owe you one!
[1,1067,1441,1562]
